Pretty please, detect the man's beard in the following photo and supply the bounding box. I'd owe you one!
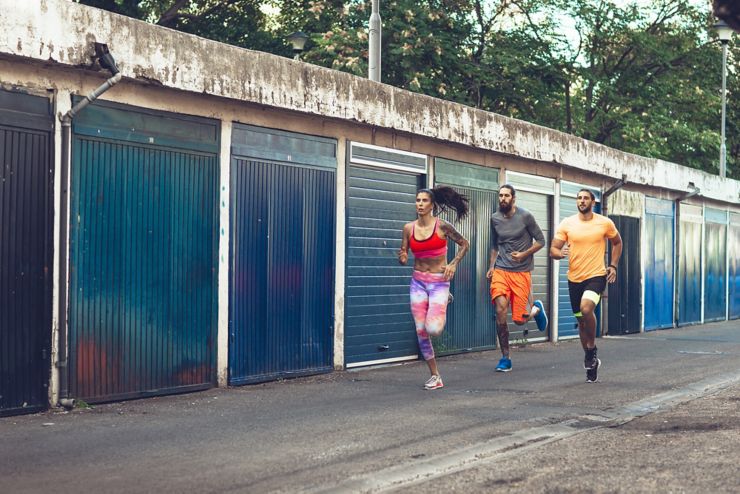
[499,202,512,214]
[578,204,592,214]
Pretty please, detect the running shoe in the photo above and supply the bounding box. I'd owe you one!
[495,357,512,372]
[424,374,444,390]
[532,300,548,331]
[586,358,601,383]
[584,348,598,369]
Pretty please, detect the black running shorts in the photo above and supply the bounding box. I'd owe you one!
[568,275,607,315]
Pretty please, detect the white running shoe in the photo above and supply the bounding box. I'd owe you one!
[424,374,444,390]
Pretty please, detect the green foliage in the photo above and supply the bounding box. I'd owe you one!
[76,0,738,178]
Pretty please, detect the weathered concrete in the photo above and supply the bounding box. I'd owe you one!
[1,0,738,203]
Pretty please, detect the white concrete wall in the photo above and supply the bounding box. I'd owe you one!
[1,0,739,204]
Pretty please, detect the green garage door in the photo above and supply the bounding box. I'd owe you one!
[434,158,498,354]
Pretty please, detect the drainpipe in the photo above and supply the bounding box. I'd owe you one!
[57,44,121,406]
[673,184,701,327]
[600,175,627,337]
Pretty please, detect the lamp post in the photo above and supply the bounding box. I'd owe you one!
[287,31,309,61]
[368,0,381,82]
[714,20,733,178]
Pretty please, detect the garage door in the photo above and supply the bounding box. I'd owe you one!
[344,143,426,367]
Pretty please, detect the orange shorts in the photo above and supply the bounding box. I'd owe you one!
[490,270,532,323]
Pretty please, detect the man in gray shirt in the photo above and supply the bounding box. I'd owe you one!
[486,184,548,372]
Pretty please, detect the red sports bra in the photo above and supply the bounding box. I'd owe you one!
[409,219,448,258]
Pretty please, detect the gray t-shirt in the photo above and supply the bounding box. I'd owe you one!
[490,207,545,272]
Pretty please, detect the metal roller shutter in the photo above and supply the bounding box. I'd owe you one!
[69,100,219,402]
[678,204,702,326]
[229,124,336,384]
[344,143,426,367]
[704,208,728,322]
[644,198,675,330]
[0,89,53,416]
[435,159,498,354]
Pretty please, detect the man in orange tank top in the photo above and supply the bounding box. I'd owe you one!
[550,188,622,383]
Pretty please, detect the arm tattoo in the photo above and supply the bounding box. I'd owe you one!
[442,221,469,265]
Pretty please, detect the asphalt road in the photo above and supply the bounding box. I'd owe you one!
[2,320,739,493]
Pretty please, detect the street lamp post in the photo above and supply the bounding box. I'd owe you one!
[369,0,381,82]
[714,20,733,178]
[287,31,309,61]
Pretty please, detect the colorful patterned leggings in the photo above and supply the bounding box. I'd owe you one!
[410,271,450,361]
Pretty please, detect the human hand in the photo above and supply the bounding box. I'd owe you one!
[398,250,408,265]
[560,244,570,258]
[511,251,526,262]
[606,265,617,283]
[486,267,494,280]
[443,263,457,280]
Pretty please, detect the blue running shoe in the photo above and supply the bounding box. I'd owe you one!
[533,300,548,332]
[495,357,512,372]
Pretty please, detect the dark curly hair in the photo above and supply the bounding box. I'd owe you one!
[417,186,469,222]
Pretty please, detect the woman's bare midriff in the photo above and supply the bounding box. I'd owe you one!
[414,255,448,273]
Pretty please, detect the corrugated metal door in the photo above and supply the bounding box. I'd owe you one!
[704,208,727,322]
[0,89,53,416]
[557,182,601,338]
[345,143,427,367]
[504,172,553,341]
[677,204,702,326]
[730,212,740,320]
[229,125,335,384]
[644,198,674,330]
[69,101,219,402]
[434,159,498,354]
[607,216,641,334]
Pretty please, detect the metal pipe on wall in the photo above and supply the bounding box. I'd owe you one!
[56,47,121,403]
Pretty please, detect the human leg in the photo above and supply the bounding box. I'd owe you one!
[572,277,607,382]
[490,271,512,364]
[411,272,449,388]
[410,276,434,362]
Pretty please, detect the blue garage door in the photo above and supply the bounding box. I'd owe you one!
[0,89,53,416]
[229,125,336,384]
[677,203,702,326]
[730,213,740,320]
[344,143,426,367]
[69,101,219,402]
[644,198,674,330]
[434,158,498,354]
[704,208,727,322]
[557,182,601,338]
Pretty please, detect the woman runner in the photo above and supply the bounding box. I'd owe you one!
[397,186,470,390]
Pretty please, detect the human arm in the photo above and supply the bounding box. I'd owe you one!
[486,248,499,279]
[440,220,469,280]
[397,223,411,265]
[606,231,623,283]
[487,216,499,278]
[550,238,569,260]
[512,212,545,262]
[550,220,568,259]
